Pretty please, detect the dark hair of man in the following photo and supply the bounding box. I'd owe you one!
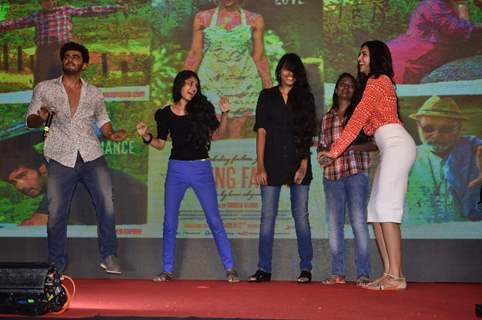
[0,139,44,181]
[172,70,219,152]
[275,53,316,160]
[356,40,400,119]
[59,42,90,64]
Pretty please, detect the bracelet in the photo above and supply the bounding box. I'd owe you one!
[142,133,153,144]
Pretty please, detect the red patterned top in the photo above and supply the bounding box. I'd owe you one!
[329,75,401,158]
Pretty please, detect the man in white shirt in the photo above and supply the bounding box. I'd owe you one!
[26,42,126,274]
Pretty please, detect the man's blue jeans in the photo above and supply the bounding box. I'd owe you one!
[47,155,117,273]
[163,159,234,273]
[257,184,313,273]
[323,173,370,278]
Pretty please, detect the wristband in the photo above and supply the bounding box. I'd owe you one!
[142,133,153,144]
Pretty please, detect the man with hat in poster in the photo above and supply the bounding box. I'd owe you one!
[405,96,482,223]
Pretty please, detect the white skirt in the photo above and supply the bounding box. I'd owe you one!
[367,123,416,223]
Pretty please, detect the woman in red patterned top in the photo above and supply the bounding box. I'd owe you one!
[318,40,416,290]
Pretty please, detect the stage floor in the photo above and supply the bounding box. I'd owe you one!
[1,279,481,319]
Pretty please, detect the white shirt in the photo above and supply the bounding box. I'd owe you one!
[27,76,111,168]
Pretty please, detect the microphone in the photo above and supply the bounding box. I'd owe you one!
[43,112,54,139]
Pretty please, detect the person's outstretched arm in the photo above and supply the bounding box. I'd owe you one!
[136,122,166,150]
[67,1,127,18]
[0,14,35,32]
[328,78,385,158]
[101,122,126,142]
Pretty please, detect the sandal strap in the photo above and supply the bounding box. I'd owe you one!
[385,273,405,281]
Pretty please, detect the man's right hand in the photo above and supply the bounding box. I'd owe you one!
[38,106,50,121]
[27,106,51,128]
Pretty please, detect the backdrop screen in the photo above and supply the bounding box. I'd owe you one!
[0,0,480,239]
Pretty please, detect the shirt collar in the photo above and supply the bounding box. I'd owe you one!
[327,107,346,122]
[55,75,87,87]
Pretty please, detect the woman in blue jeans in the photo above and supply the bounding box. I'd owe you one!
[248,53,317,283]
[136,70,239,283]
[318,73,376,286]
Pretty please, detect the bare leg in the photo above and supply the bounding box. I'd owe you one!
[373,222,390,273]
[367,222,406,290]
[381,222,402,277]
[363,223,390,287]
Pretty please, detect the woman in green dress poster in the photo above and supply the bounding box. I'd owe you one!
[185,0,272,139]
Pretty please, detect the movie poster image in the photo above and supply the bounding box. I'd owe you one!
[400,95,482,238]
[322,0,482,238]
[0,1,480,240]
[0,0,152,236]
[148,0,326,239]
[323,0,482,84]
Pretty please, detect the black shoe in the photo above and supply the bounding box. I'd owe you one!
[248,270,271,282]
[226,269,240,283]
[153,271,174,282]
[297,270,312,284]
[100,255,122,275]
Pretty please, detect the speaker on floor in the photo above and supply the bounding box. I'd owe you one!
[0,262,67,315]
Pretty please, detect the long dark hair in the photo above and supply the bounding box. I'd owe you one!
[275,53,316,159]
[333,73,371,145]
[357,40,394,86]
[332,72,357,115]
[356,40,400,119]
[172,70,219,152]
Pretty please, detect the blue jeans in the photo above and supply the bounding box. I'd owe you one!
[323,173,370,278]
[257,184,313,273]
[163,159,234,273]
[47,155,117,273]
